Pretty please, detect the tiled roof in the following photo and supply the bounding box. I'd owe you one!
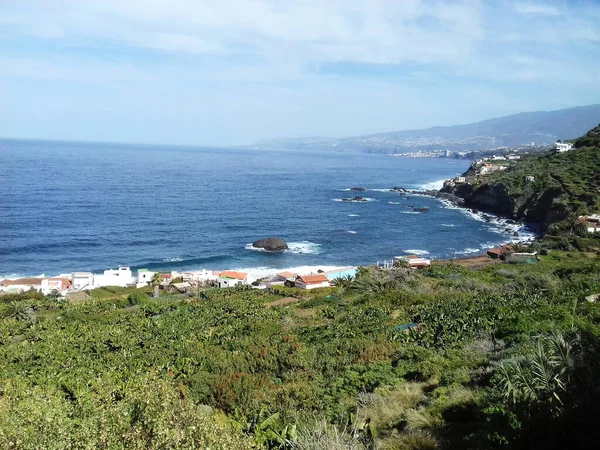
[220,271,248,280]
[298,274,329,284]
[1,278,43,285]
[277,271,297,278]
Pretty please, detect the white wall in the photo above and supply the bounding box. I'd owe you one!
[296,281,330,290]
[93,267,134,288]
[72,273,93,290]
[217,278,244,288]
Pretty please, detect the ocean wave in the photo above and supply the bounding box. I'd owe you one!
[436,197,536,242]
[347,231,357,234]
[441,223,455,227]
[417,179,446,191]
[348,214,360,217]
[162,257,183,262]
[456,248,481,255]
[369,188,392,192]
[400,211,420,214]
[245,241,322,255]
[404,249,430,256]
[388,201,400,205]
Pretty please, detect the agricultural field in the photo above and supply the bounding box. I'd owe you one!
[2,250,600,449]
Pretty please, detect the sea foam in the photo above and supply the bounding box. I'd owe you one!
[245,241,322,255]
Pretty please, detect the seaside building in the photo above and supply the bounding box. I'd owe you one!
[71,272,94,290]
[578,214,600,233]
[217,271,248,288]
[136,268,156,288]
[92,266,134,288]
[0,278,43,294]
[395,255,431,269]
[525,176,535,183]
[295,274,331,290]
[486,245,512,259]
[264,271,298,287]
[41,278,72,295]
[554,142,574,152]
[0,277,72,296]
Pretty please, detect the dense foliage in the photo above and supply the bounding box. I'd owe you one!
[3,248,600,449]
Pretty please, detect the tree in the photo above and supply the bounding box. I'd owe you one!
[151,272,161,298]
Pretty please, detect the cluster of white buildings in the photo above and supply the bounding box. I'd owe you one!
[578,214,600,233]
[554,141,574,153]
[0,265,360,296]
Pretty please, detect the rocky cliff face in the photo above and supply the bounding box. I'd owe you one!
[442,182,570,230]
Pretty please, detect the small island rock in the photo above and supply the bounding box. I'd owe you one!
[252,237,289,252]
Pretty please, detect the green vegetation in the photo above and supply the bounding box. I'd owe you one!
[3,247,600,449]
[3,126,600,449]
[449,124,600,229]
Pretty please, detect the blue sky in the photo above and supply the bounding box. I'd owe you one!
[0,0,599,146]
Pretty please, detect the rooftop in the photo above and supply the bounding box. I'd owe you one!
[220,271,248,280]
[1,277,43,285]
[298,274,329,284]
[277,271,298,278]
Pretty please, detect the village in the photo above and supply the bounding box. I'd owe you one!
[443,140,575,188]
[0,141,586,299]
[0,253,442,297]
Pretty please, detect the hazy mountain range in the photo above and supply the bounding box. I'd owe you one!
[249,104,600,154]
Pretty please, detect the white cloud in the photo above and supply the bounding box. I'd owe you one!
[0,0,484,65]
[514,2,562,16]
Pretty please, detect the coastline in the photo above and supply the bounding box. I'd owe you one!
[1,186,537,281]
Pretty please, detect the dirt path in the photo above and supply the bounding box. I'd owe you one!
[267,297,301,307]
[434,254,500,269]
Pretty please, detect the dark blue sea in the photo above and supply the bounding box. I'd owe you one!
[0,139,531,278]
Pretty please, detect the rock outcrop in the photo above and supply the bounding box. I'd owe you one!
[252,237,288,252]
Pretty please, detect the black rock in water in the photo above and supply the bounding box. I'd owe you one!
[342,196,368,202]
[252,237,289,252]
[350,187,366,191]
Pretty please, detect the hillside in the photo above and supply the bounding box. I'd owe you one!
[3,251,600,449]
[441,124,600,231]
[251,104,600,153]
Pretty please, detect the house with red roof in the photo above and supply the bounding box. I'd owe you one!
[295,274,331,290]
[217,270,249,288]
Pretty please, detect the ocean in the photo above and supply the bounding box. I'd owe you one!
[0,139,532,278]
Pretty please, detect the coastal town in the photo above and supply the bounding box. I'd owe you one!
[0,252,447,297]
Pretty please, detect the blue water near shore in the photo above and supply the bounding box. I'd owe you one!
[0,139,530,277]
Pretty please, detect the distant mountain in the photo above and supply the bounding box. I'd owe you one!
[249,104,600,154]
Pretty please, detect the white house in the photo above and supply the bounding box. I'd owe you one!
[395,255,431,269]
[265,271,298,287]
[136,268,156,288]
[217,271,248,288]
[507,155,521,160]
[555,142,573,152]
[192,269,219,284]
[0,277,72,296]
[455,176,466,183]
[579,214,600,233]
[71,272,94,290]
[92,266,134,288]
[0,278,43,294]
[41,278,72,295]
[525,176,535,182]
[295,274,330,290]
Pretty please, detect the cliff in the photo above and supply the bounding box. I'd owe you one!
[441,124,600,231]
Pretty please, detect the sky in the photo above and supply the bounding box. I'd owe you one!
[0,0,599,146]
